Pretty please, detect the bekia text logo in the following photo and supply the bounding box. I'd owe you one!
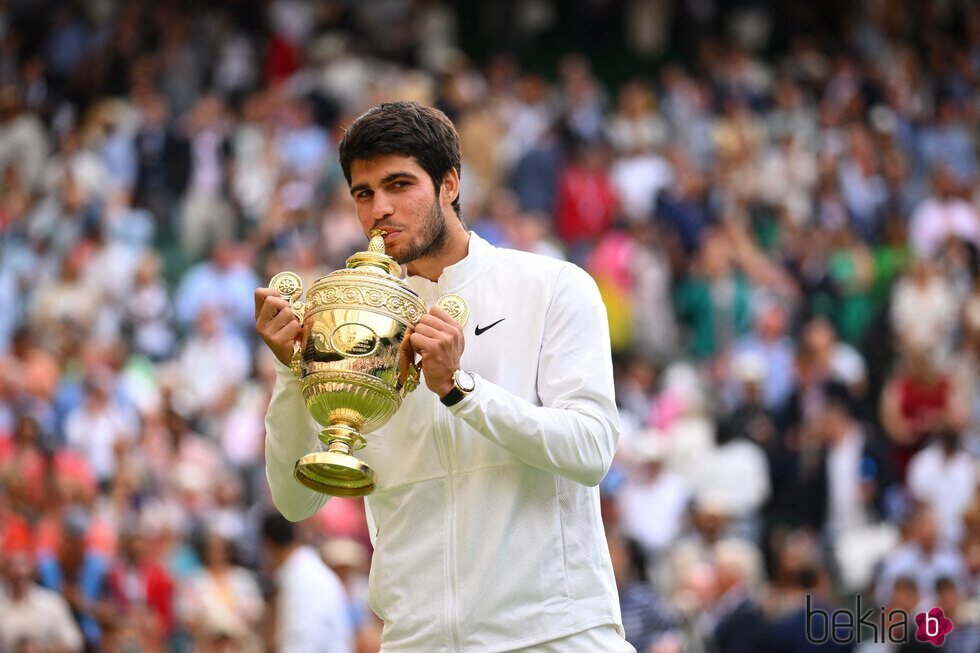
[806,595,955,646]
[915,607,954,646]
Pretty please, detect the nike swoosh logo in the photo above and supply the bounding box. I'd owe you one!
[474,318,506,336]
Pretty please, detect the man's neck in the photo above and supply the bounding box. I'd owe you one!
[405,225,471,282]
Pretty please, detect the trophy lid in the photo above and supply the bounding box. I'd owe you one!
[345,230,401,276]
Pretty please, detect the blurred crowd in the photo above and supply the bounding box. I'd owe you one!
[1,0,980,651]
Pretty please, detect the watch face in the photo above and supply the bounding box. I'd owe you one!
[454,370,475,392]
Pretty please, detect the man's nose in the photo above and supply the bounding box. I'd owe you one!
[370,192,394,222]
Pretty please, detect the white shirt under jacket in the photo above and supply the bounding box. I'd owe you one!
[265,232,625,652]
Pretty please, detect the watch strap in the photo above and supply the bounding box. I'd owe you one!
[440,386,466,407]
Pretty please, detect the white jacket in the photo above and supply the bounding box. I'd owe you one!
[265,233,624,652]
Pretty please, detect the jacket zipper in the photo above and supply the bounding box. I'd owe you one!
[438,401,462,653]
[427,283,462,652]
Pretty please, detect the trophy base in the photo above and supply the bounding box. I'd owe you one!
[294,451,376,497]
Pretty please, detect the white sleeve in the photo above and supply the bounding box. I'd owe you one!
[264,358,329,521]
[448,265,621,487]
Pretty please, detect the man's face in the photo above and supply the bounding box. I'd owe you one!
[349,154,449,265]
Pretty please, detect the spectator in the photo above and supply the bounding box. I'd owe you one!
[609,532,682,653]
[880,348,965,480]
[122,252,176,361]
[918,100,978,185]
[800,317,868,400]
[674,230,753,360]
[0,550,83,652]
[173,241,259,335]
[860,576,923,653]
[695,408,771,542]
[36,510,111,651]
[607,81,672,224]
[133,93,190,238]
[261,512,353,653]
[178,96,235,261]
[553,137,618,257]
[705,539,768,653]
[934,576,980,653]
[617,434,692,559]
[727,302,796,412]
[818,382,897,540]
[662,496,730,599]
[174,306,250,417]
[321,537,381,653]
[277,97,330,184]
[907,424,977,545]
[889,260,958,357]
[0,88,47,191]
[909,167,980,260]
[766,537,850,653]
[875,505,968,607]
[64,371,138,490]
[106,527,175,646]
[654,151,711,256]
[180,530,263,650]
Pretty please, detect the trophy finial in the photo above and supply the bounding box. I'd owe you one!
[368,230,387,254]
[346,229,400,275]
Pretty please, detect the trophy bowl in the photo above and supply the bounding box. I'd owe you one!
[270,230,424,497]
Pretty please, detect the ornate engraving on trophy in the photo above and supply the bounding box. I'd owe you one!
[330,323,380,358]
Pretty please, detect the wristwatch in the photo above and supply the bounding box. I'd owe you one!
[440,370,475,407]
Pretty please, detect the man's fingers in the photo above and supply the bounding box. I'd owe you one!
[418,312,461,335]
[412,322,447,340]
[399,326,416,355]
[267,302,299,332]
[255,287,280,319]
[257,296,291,328]
[273,320,302,343]
[428,305,464,328]
[409,332,438,352]
[397,326,416,385]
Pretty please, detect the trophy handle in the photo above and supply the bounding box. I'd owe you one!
[395,295,468,395]
[270,272,306,378]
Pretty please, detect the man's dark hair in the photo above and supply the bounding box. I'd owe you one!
[261,511,296,548]
[338,101,462,218]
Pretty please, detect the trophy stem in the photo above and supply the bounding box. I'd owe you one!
[327,440,352,455]
[294,423,376,497]
[317,424,367,451]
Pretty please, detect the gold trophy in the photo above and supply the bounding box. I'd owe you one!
[270,229,468,497]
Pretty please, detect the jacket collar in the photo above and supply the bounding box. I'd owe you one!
[405,231,492,296]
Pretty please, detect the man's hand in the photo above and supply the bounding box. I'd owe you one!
[409,305,464,397]
[255,287,302,366]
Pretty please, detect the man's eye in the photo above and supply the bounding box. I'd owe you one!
[391,181,409,189]
[356,191,372,200]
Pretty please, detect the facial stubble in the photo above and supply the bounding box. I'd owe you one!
[390,197,449,265]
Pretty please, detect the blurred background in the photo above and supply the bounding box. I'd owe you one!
[0,0,979,651]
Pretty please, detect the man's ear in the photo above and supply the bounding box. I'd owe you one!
[441,169,460,206]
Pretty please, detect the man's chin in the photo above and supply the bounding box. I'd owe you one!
[387,242,424,266]
[387,246,409,265]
